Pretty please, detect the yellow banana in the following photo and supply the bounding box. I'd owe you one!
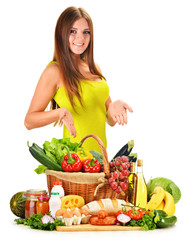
[156,200,165,210]
[146,186,165,211]
[163,191,175,216]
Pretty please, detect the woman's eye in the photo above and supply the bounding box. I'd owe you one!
[84,30,90,34]
[70,29,76,34]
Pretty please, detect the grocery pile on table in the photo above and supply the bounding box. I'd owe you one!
[10,137,181,231]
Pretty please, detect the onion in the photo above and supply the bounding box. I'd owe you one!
[117,213,131,225]
[42,214,55,224]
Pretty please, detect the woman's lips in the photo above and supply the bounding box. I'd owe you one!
[73,43,84,47]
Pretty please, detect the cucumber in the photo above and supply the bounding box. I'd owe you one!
[156,216,177,228]
[28,142,63,171]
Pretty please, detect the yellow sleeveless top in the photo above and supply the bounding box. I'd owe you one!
[51,63,109,153]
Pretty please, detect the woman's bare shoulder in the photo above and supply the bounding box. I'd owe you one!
[41,62,63,89]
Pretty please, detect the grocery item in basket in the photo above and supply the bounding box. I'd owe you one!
[61,195,85,209]
[81,198,131,215]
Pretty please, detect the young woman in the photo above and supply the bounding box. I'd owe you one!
[24,6,133,152]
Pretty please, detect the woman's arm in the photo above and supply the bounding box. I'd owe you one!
[24,64,76,137]
[105,96,116,126]
[24,64,60,129]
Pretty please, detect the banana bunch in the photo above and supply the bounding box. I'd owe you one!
[146,186,175,216]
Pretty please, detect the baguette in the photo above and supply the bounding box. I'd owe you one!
[81,198,132,215]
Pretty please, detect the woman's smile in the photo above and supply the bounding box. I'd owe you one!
[69,18,90,55]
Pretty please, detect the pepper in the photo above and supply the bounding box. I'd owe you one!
[155,215,177,228]
[61,145,82,172]
[83,158,101,173]
[151,209,177,228]
[77,150,93,162]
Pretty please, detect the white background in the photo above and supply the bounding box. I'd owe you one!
[0,0,189,239]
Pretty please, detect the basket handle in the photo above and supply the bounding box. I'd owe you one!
[80,134,110,177]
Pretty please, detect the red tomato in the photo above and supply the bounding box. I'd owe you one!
[115,210,127,218]
[137,208,149,215]
[126,209,143,220]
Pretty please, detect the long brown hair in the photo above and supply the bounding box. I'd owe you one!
[50,7,104,120]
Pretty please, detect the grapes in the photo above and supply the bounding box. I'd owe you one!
[110,181,118,190]
[113,170,120,179]
[120,182,128,190]
[108,177,115,184]
[115,160,121,167]
[122,169,130,176]
[108,155,130,195]
[121,162,128,170]
[115,186,122,194]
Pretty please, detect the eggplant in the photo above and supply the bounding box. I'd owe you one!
[128,153,137,163]
[112,140,134,159]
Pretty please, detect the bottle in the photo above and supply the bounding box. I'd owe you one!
[127,162,137,205]
[51,181,65,198]
[135,160,147,208]
[49,192,61,218]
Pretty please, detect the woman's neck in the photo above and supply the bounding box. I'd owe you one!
[71,53,82,66]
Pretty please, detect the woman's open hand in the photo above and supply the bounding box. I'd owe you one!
[108,100,133,125]
[59,107,76,137]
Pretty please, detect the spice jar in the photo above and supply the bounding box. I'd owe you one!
[23,189,47,219]
[36,196,50,215]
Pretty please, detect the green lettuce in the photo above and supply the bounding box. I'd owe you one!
[147,177,181,204]
[43,137,84,166]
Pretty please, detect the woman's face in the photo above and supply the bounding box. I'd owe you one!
[69,18,91,56]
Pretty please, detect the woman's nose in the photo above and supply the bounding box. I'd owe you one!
[76,32,84,40]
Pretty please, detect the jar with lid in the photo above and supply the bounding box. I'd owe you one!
[23,189,47,219]
[36,196,50,215]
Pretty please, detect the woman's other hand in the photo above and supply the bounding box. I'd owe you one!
[108,100,133,126]
[59,107,77,137]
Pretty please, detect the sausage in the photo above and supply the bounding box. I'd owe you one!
[97,210,108,219]
[89,216,117,225]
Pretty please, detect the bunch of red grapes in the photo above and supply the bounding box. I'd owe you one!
[108,156,130,194]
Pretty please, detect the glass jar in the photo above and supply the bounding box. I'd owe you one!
[36,196,50,215]
[23,189,47,219]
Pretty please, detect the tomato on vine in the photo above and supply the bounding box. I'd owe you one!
[126,209,143,221]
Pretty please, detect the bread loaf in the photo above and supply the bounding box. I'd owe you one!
[81,198,132,215]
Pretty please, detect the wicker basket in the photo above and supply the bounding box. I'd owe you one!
[46,134,126,203]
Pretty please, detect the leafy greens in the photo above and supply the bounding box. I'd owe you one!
[14,212,65,231]
[43,137,84,166]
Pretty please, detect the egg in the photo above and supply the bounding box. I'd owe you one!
[72,208,82,217]
[55,209,65,217]
[80,209,90,216]
[62,209,73,218]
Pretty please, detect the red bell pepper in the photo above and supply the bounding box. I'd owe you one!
[83,158,101,173]
[61,146,82,172]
